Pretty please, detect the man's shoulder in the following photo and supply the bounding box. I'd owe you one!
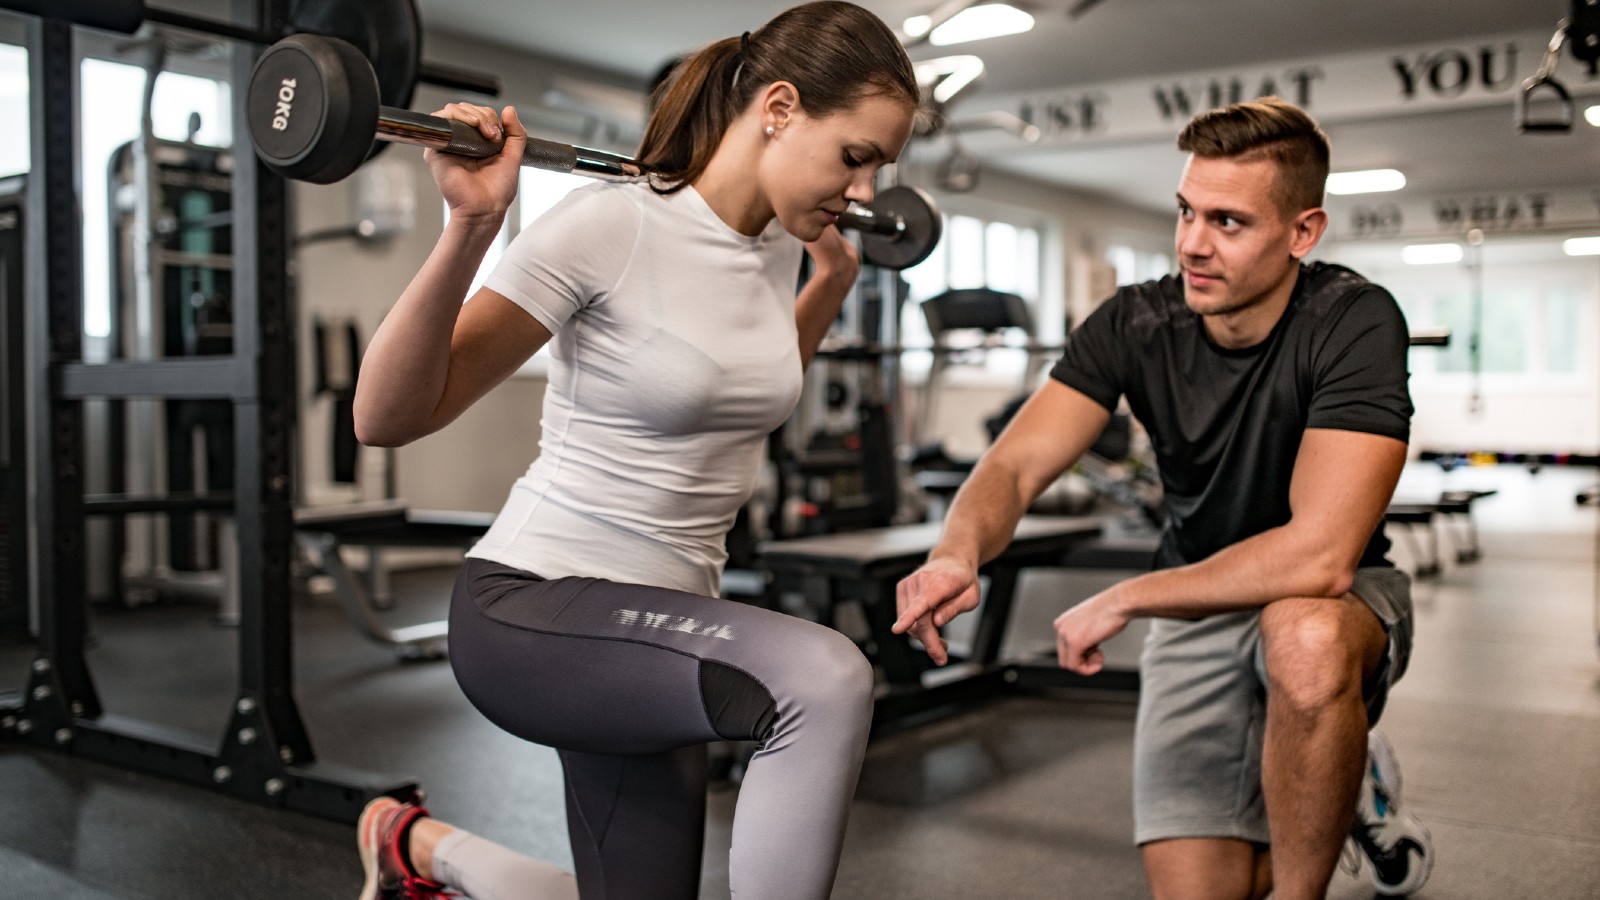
[1290,262,1411,375]
[1100,274,1188,336]
[1297,261,1398,319]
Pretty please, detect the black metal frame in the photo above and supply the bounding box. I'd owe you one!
[0,3,416,822]
[0,178,25,631]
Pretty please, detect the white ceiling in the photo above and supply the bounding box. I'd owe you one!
[411,0,1591,218]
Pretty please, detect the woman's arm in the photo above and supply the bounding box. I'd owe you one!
[352,104,551,447]
[356,283,552,447]
[793,226,860,370]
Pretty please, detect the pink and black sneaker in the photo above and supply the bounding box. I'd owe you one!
[357,795,458,899]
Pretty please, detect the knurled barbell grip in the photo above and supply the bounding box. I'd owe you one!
[379,108,581,172]
[445,118,582,172]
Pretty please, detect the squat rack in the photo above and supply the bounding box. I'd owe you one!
[0,0,442,822]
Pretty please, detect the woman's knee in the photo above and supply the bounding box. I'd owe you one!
[711,625,873,745]
[782,626,875,720]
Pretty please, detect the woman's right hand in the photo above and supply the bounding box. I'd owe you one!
[425,103,527,229]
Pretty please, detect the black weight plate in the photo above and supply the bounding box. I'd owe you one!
[247,35,381,184]
[288,0,419,160]
[247,40,325,167]
[860,185,943,270]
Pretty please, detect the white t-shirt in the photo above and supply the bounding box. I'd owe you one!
[465,179,806,596]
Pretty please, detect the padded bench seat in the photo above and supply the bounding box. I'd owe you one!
[1384,502,1441,577]
[294,501,493,660]
[1435,489,1496,562]
[1385,489,1496,578]
[758,516,1122,731]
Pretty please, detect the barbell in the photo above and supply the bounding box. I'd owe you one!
[245,34,944,270]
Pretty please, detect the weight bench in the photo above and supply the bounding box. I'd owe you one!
[294,501,493,660]
[1435,488,1495,562]
[758,516,1130,733]
[1384,488,1497,579]
[1383,503,1441,578]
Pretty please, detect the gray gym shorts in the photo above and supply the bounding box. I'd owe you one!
[1131,566,1413,846]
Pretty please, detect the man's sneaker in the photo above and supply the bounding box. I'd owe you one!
[1345,729,1434,895]
[357,795,457,899]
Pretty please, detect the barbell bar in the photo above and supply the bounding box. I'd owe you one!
[246,34,944,270]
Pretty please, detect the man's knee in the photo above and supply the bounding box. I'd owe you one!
[1143,839,1270,900]
[1260,597,1384,716]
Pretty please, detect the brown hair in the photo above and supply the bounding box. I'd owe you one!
[1176,96,1330,216]
[637,1,919,194]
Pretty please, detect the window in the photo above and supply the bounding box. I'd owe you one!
[944,215,986,291]
[1420,280,1579,377]
[0,44,26,178]
[1107,245,1137,287]
[898,211,1045,361]
[1106,243,1172,287]
[79,59,231,338]
[1347,239,1594,381]
[519,167,589,229]
[1544,285,1581,375]
[443,167,590,301]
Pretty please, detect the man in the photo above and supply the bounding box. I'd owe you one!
[893,97,1433,899]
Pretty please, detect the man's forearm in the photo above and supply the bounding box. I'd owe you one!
[932,461,1037,569]
[1109,522,1359,620]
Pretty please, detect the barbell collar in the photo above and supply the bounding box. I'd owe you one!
[837,206,905,237]
[854,185,942,269]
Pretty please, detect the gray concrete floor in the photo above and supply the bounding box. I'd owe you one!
[1,464,1597,898]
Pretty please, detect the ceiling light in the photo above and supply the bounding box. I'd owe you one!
[905,4,1035,47]
[914,55,985,105]
[1585,105,1600,127]
[1402,243,1463,265]
[1325,169,1406,195]
[1563,236,1600,256]
[950,110,1042,142]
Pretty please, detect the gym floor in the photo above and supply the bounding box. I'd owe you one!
[1,464,1597,899]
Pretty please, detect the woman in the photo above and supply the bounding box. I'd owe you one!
[352,3,920,898]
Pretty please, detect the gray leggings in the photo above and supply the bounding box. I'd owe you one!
[446,558,875,900]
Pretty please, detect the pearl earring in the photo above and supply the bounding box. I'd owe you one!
[765,125,775,136]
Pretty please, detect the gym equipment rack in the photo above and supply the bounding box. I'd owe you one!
[0,0,417,823]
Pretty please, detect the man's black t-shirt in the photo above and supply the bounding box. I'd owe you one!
[1050,262,1413,570]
